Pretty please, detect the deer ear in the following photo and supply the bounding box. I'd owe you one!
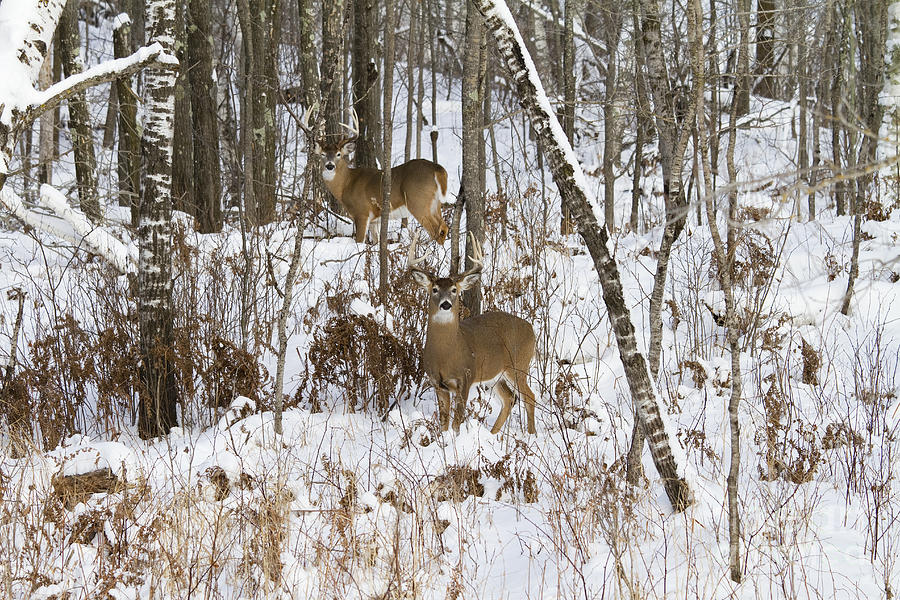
[314,141,323,154]
[457,272,481,291]
[342,142,356,155]
[410,269,433,289]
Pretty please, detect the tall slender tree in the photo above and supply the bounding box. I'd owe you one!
[58,0,99,222]
[188,0,223,232]
[352,0,381,168]
[137,0,179,439]
[461,0,485,313]
[114,17,140,227]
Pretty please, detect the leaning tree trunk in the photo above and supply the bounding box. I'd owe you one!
[137,0,179,439]
[473,0,692,512]
[187,0,223,232]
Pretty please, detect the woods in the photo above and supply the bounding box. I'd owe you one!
[0,0,899,597]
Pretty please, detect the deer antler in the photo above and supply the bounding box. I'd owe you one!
[339,107,360,144]
[298,102,318,136]
[407,231,434,275]
[460,232,483,277]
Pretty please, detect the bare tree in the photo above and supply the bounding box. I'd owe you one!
[188,0,223,232]
[461,0,485,313]
[237,0,280,224]
[753,0,778,98]
[379,0,397,293]
[692,0,742,579]
[114,17,141,226]
[171,0,194,217]
[628,0,701,483]
[57,0,100,221]
[352,0,382,168]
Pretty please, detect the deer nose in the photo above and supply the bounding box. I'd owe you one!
[324,163,335,171]
[440,300,452,311]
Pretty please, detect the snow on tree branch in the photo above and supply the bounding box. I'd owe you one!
[22,44,178,128]
[0,185,136,274]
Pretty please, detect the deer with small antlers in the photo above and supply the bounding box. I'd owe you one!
[296,105,450,244]
[409,233,538,434]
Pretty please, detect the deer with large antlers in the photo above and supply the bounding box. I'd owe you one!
[296,105,450,244]
[409,234,538,434]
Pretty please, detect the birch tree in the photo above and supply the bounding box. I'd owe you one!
[473,0,692,512]
[137,0,180,438]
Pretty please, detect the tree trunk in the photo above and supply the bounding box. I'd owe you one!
[102,85,118,149]
[831,1,849,216]
[798,32,810,220]
[188,0,223,232]
[733,0,750,116]
[629,0,702,483]
[474,0,692,512]
[405,0,418,163]
[237,0,280,225]
[601,2,623,232]
[379,0,397,295]
[462,0,485,313]
[753,0,777,98]
[138,0,179,439]
[171,0,194,217]
[429,0,440,164]
[58,0,99,222]
[560,0,576,234]
[114,17,141,227]
[38,33,54,186]
[352,0,381,168]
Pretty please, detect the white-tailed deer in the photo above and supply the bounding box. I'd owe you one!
[296,106,450,244]
[408,234,537,434]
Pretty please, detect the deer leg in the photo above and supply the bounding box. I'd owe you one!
[367,217,381,244]
[491,378,516,434]
[354,215,370,243]
[453,380,471,432]
[435,386,451,431]
[513,371,538,435]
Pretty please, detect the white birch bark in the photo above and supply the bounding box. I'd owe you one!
[137,0,180,438]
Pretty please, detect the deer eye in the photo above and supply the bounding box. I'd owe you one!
[431,287,438,294]
[451,287,457,294]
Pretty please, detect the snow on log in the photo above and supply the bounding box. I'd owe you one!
[0,186,136,273]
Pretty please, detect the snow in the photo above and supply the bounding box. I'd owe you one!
[1,3,900,599]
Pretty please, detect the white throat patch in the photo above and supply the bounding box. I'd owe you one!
[322,168,336,182]
[431,310,454,325]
